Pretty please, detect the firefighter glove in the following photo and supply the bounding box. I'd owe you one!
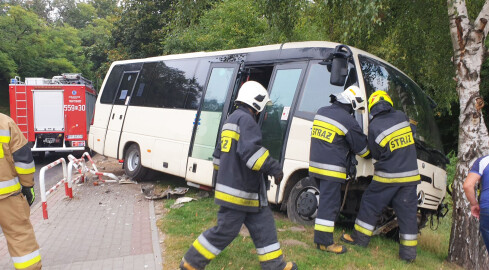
[22,186,35,206]
[274,171,284,185]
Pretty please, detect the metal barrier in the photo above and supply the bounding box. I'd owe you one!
[39,158,67,220]
[40,152,121,219]
[81,152,103,182]
[68,152,119,184]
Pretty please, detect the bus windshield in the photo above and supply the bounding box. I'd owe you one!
[359,55,446,167]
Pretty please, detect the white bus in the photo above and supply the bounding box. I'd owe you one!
[89,41,448,233]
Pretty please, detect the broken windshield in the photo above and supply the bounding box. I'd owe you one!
[359,55,446,167]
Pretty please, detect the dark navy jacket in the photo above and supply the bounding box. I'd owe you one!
[309,102,370,183]
[212,106,282,212]
[368,101,420,185]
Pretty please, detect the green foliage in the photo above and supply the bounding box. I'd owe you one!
[0,51,17,81]
[255,0,308,42]
[110,0,171,58]
[164,0,269,53]
[445,151,458,187]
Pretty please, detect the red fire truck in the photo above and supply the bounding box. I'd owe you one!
[9,74,97,158]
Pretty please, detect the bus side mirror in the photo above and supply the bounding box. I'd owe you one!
[330,57,349,86]
[320,45,353,86]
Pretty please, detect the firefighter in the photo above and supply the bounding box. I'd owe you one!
[309,85,371,254]
[180,81,297,270]
[0,113,41,270]
[341,90,420,262]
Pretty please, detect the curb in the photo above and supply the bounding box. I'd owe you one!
[149,200,163,269]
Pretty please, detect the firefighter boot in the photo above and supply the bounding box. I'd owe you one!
[283,261,298,270]
[340,233,355,245]
[340,232,369,247]
[180,258,200,270]
[317,243,347,254]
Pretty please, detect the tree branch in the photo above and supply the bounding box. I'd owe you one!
[448,0,470,53]
[476,0,489,37]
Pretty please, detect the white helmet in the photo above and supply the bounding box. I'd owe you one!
[235,81,272,112]
[333,85,365,111]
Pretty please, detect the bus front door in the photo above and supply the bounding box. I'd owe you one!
[103,71,139,158]
[186,63,240,186]
[260,63,307,203]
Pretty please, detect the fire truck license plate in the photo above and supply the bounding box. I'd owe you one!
[72,141,85,147]
[64,105,86,111]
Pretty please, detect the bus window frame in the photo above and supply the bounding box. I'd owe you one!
[187,62,241,159]
[259,61,308,167]
[113,71,140,106]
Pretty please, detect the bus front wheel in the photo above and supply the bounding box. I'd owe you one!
[124,144,148,180]
[287,177,319,226]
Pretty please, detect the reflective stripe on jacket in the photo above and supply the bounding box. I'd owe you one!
[213,106,281,212]
[368,102,420,185]
[309,103,369,183]
[0,113,35,200]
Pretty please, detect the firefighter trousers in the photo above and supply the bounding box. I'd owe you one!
[352,182,418,261]
[183,206,287,270]
[314,178,341,246]
[0,193,41,270]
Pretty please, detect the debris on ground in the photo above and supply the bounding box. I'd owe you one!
[196,191,210,199]
[119,178,137,184]
[141,185,190,200]
[171,187,189,195]
[170,197,196,209]
[118,174,137,184]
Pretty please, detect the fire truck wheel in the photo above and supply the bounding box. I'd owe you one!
[286,176,319,226]
[124,144,148,180]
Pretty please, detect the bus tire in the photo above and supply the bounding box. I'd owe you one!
[124,144,148,180]
[287,176,319,226]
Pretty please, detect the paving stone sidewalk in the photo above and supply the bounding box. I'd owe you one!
[0,180,163,270]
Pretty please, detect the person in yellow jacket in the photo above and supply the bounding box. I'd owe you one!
[0,113,41,270]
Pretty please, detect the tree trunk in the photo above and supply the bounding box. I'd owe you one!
[447,1,489,269]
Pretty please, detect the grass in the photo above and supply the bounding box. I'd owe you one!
[157,178,462,270]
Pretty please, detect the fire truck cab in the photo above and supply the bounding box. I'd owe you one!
[9,74,97,157]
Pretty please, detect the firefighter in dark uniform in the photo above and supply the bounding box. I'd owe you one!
[180,81,297,270]
[341,90,420,262]
[0,113,41,270]
[310,85,371,254]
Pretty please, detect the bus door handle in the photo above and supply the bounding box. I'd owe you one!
[119,115,123,120]
[112,113,115,119]
[189,163,197,173]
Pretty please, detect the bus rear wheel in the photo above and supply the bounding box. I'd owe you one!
[124,144,148,180]
[287,177,319,226]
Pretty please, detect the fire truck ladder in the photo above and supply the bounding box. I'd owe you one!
[15,84,29,139]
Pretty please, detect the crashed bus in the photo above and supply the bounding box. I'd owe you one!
[88,41,448,234]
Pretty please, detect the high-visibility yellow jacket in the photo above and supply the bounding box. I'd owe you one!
[368,101,420,185]
[309,103,370,183]
[212,106,282,212]
[0,113,35,200]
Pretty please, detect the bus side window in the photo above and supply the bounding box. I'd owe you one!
[142,59,197,109]
[297,63,346,115]
[185,58,211,110]
[100,65,124,104]
[130,62,158,106]
[113,72,138,105]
